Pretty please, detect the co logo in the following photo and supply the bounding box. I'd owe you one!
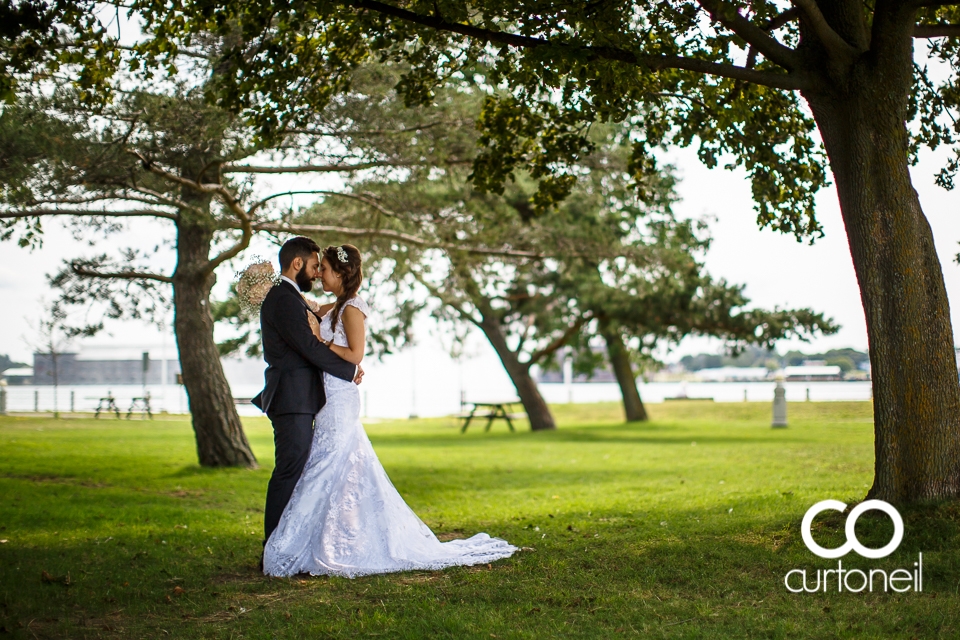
[801,499,903,559]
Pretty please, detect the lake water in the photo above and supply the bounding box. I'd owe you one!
[2,379,872,419]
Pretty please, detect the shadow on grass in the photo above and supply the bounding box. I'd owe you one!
[4,503,960,639]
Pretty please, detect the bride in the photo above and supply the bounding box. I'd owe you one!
[262,243,516,577]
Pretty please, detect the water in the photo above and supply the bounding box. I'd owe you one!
[2,380,872,419]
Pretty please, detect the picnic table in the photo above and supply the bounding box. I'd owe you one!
[94,393,121,419]
[459,401,524,433]
[127,392,153,420]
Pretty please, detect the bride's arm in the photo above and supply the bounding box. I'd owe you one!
[325,306,365,365]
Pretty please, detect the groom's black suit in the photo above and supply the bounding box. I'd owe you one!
[252,279,356,542]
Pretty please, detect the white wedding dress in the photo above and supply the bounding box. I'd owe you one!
[263,296,516,578]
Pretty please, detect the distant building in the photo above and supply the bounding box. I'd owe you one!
[31,353,181,385]
[1,367,34,385]
[783,365,843,381]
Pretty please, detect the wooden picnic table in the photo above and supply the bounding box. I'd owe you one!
[459,401,524,433]
[126,393,153,420]
[94,393,121,419]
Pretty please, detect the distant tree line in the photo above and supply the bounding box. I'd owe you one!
[679,347,869,373]
[0,354,28,373]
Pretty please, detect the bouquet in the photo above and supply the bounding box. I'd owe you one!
[236,259,279,316]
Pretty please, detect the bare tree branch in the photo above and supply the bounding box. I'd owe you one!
[122,185,200,212]
[282,120,463,137]
[914,23,960,37]
[243,221,545,259]
[695,0,801,69]
[221,160,413,174]
[350,0,808,91]
[251,190,399,217]
[118,44,212,61]
[410,270,481,325]
[528,316,591,365]
[790,0,861,58]
[204,186,253,273]
[764,7,800,31]
[71,264,174,284]
[0,209,178,220]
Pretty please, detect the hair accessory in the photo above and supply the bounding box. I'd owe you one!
[336,246,348,263]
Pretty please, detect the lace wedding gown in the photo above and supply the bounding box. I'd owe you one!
[263,296,517,577]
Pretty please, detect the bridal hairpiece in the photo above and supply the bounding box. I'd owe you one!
[235,257,279,315]
[336,246,348,263]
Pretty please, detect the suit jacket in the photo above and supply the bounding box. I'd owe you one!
[251,280,357,416]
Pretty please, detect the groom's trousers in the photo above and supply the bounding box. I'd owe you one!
[264,412,315,543]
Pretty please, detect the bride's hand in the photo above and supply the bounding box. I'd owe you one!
[306,310,323,340]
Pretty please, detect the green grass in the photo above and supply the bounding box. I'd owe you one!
[2,401,959,638]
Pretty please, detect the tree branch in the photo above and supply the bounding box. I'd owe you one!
[0,208,178,220]
[71,264,174,284]
[221,160,412,174]
[350,0,807,91]
[205,194,253,274]
[118,44,213,61]
[528,316,590,365]
[914,23,960,37]
[243,221,544,259]
[250,190,397,217]
[790,0,861,59]
[282,120,461,138]
[126,151,253,272]
[764,7,800,31]
[695,0,801,69]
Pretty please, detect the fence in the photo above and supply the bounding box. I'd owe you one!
[0,384,190,415]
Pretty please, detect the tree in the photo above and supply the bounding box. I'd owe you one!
[27,302,75,418]
[0,354,27,372]
[567,259,837,421]
[288,89,834,428]
[1,54,531,465]
[135,0,960,503]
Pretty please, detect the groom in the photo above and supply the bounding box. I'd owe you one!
[252,236,362,552]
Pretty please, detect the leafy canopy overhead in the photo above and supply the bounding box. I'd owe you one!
[90,1,959,243]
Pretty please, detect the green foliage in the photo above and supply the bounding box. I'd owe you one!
[680,345,778,371]
[680,347,869,371]
[0,353,27,372]
[117,0,837,239]
[5,403,960,637]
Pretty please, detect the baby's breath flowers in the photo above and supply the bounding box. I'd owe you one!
[236,260,278,316]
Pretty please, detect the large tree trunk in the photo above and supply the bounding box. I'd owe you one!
[599,322,647,422]
[474,309,556,431]
[804,23,960,502]
[173,216,258,467]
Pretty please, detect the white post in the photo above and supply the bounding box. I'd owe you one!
[409,351,418,419]
[563,352,573,404]
[161,328,169,413]
[772,376,788,428]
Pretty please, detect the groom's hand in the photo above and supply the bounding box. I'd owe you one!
[353,364,364,385]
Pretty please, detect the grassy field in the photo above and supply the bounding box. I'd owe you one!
[1,401,959,639]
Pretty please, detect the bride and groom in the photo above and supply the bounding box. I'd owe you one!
[251,236,516,577]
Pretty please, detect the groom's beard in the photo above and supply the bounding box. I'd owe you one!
[295,265,314,292]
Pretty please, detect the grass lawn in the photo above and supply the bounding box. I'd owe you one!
[2,401,959,638]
